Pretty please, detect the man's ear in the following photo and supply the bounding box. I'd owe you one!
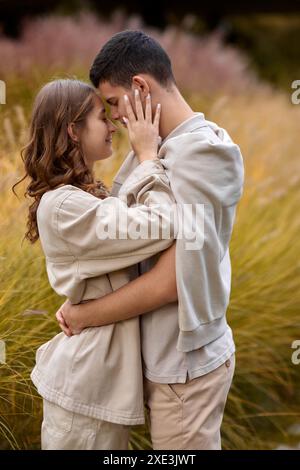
[132,75,150,99]
[67,122,80,143]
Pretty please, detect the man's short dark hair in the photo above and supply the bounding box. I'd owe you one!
[90,30,175,89]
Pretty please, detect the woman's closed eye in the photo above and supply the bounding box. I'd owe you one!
[100,113,109,123]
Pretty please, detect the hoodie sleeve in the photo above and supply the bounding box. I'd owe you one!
[159,129,244,351]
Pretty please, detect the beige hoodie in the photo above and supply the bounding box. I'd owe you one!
[111,113,245,355]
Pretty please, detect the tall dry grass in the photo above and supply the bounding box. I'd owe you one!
[0,13,300,450]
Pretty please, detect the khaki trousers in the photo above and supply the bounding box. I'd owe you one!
[41,400,130,450]
[144,353,235,450]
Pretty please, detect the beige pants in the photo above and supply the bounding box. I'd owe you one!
[41,400,130,450]
[144,353,235,450]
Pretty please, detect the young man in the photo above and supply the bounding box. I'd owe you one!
[56,31,244,450]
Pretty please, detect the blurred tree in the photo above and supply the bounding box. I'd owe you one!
[1,0,300,36]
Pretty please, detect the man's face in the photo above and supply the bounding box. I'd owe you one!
[99,81,141,126]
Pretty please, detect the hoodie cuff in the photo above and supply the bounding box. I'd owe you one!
[119,159,165,191]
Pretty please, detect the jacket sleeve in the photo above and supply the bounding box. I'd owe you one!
[55,159,176,278]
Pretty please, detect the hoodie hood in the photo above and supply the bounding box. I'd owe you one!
[159,113,244,207]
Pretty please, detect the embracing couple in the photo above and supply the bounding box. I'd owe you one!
[22,31,244,450]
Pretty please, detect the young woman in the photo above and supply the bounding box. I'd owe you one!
[18,79,176,450]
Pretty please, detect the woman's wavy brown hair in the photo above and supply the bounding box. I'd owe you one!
[14,79,109,243]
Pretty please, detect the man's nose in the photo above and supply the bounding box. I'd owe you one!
[111,109,120,120]
[110,122,117,133]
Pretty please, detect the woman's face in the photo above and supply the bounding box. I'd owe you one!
[79,94,117,168]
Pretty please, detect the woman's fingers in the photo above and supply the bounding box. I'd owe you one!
[153,103,161,131]
[59,323,73,337]
[124,91,155,125]
[57,315,73,336]
[123,91,161,161]
[56,308,67,327]
[134,89,145,121]
[124,95,136,124]
[145,93,152,122]
[56,306,73,337]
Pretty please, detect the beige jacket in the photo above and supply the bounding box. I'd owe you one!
[31,159,175,425]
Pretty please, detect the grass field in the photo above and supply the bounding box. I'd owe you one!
[1,13,300,450]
